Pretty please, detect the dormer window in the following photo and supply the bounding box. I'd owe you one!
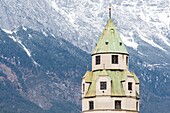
[112,55,118,64]
[128,82,132,90]
[95,56,100,65]
[111,29,114,33]
[100,81,107,90]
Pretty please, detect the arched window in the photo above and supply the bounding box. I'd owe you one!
[112,55,118,64]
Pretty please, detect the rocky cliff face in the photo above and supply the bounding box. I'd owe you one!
[0,27,90,113]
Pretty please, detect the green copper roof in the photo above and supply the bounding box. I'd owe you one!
[84,71,93,83]
[92,18,128,55]
[84,70,139,97]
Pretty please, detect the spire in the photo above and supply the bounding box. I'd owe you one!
[92,12,128,55]
[109,5,111,18]
[92,3,128,55]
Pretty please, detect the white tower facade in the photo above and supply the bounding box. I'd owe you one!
[82,8,140,113]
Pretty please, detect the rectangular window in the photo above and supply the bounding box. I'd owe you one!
[136,102,138,111]
[128,82,132,90]
[89,101,94,110]
[95,56,100,65]
[112,55,118,64]
[83,84,85,92]
[126,56,128,65]
[115,100,121,109]
[100,82,107,90]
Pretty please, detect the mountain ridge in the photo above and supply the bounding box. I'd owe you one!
[0,26,90,112]
[0,0,170,113]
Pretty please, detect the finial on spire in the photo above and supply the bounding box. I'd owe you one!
[109,5,111,18]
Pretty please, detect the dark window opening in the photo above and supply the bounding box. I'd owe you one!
[126,56,128,65]
[89,101,94,110]
[136,102,138,111]
[120,42,122,46]
[115,100,121,109]
[112,55,118,64]
[95,56,100,65]
[100,82,107,90]
[105,42,108,45]
[83,84,85,92]
[128,82,132,90]
[111,29,114,33]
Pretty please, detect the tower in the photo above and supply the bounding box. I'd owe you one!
[82,7,139,113]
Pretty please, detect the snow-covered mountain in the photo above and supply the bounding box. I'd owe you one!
[50,0,170,54]
[0,0,170,113]
[0,27,89,113]
[1,0,170,53]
